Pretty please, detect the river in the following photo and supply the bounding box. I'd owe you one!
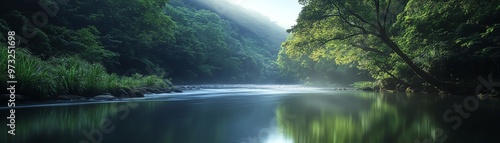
[1,85,499,143]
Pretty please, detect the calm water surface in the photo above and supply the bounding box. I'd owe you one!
[1,86,499,143]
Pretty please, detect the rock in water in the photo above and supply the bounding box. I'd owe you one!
[91,95,118,100]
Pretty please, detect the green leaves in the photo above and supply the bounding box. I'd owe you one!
[74,26,117,63]
[283,0,500,92]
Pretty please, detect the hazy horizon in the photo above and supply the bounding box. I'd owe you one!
[228,0,302,29]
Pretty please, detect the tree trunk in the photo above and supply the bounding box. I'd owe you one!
[378,31,451,92]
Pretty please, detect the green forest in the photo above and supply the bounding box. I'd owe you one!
[0,0,289,100]
[1,0,499,100]
[278,0,500,94]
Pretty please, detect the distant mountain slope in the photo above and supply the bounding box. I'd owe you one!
[187,0,288,47]
[163,0,289,83]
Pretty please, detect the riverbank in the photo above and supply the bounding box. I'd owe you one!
[0,85,186,103]
[0,47,184,103]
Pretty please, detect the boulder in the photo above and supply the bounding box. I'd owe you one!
[151,87,162,94]
[91,95,117,100]
[111,89,129,98]
[136,87,152,94]
[129,90,145,97]
[161,88,172,93]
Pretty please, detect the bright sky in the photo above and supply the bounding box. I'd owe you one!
[230,0,303,29]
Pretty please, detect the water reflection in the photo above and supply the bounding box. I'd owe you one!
[1,89,499,143]
[1,96,280,143]
[276,92,439,143]
[1,102,150,143]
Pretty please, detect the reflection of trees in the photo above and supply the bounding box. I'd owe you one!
[0,102,154,142]
[277,92,438,143]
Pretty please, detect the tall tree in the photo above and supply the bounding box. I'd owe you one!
[289,0,452,91]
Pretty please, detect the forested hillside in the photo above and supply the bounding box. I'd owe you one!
[0,0,288,99]
[0,0,287,84]
[163,0,288,83]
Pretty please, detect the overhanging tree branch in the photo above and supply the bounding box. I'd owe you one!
[383,0,392,28]
[374,0,380,16]
[331,3,378,36]
[294,0,453,91]
[374,0,383,29]
[319,33,366,46]
[334,0,379,30]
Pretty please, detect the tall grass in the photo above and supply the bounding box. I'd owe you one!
[1,46,169,100]
[119,73,168,89]
[0,47,57,99]
[49,57,114,96]
[50,57,85,95]
[103,73,121,91]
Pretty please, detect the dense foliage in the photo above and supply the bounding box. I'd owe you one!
[0,0,289,98]
[162,0,286,83]
[278,0,500,93]
[0,0,286,85]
